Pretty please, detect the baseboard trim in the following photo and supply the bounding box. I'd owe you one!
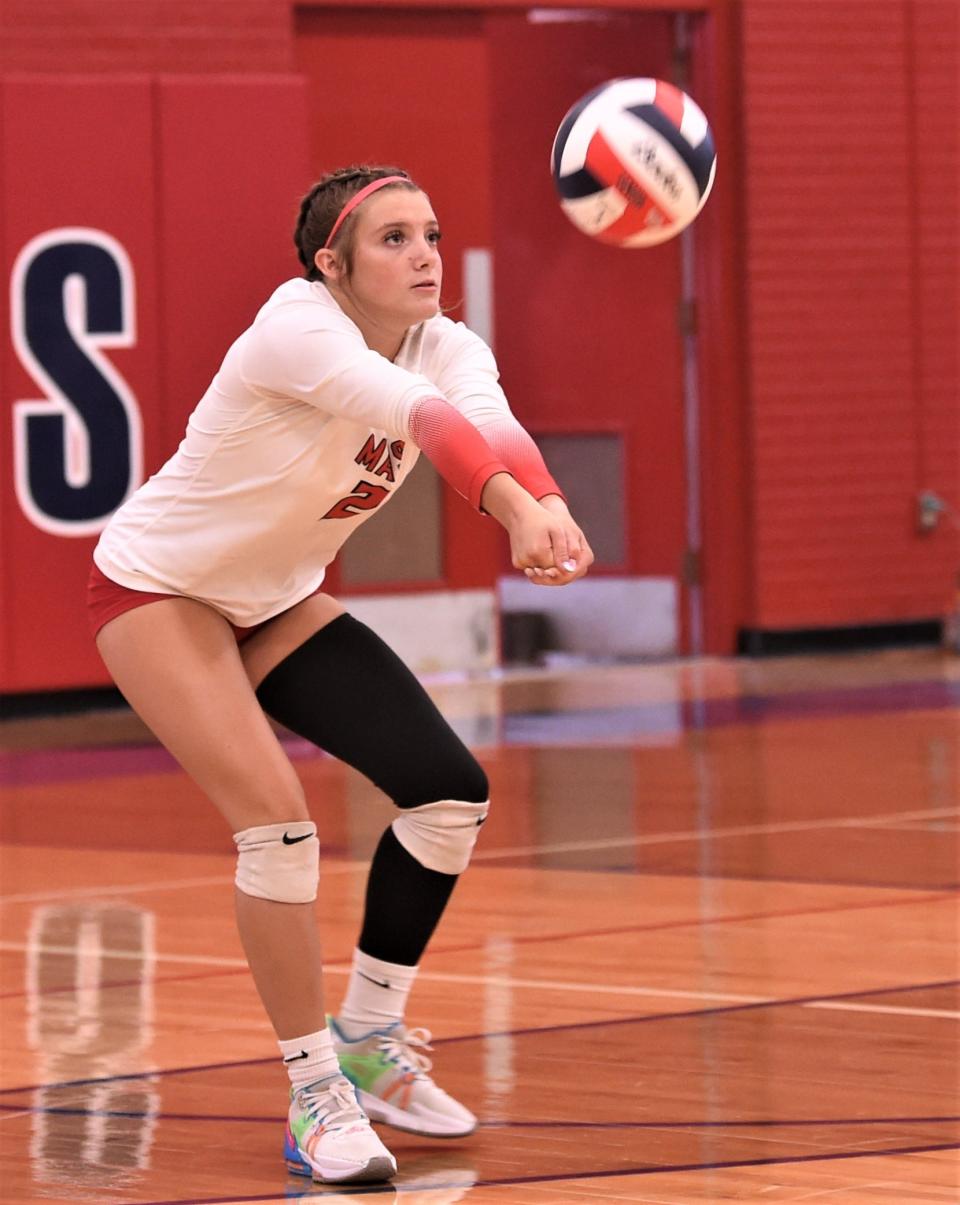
[737,620,943,657]
[2,685,127,720]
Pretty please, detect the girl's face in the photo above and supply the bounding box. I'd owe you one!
[326,188,442,352]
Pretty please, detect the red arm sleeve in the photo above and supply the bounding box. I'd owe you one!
[408,396,511,510]
[474,418,565,502]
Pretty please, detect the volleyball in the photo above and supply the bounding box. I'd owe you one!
[551,77,717,248]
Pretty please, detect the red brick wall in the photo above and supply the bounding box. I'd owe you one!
[0,0,294,73]
[741,0,958,629]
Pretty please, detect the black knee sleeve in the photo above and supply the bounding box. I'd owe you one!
[255,614,488,807]
[359,827,457,964]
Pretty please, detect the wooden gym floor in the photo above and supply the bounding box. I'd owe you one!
[0,648,957,1204]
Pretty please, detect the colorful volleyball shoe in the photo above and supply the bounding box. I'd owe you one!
[283,1072,397,1183]
[329,1017,477,1139]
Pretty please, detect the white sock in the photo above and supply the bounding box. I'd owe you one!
[278,1027,341,1092]
[335,949,418,1038]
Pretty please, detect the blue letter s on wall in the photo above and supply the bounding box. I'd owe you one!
[11,228,142,536]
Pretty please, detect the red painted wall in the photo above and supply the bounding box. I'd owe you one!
[293,6,707,643]
[294,8,502,595]
[740,0,958,630]
[485,10,685,579]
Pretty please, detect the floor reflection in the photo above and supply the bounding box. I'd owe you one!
[283,1154,477,1201]
[481,935,515,1121]
[26,903,158,1196]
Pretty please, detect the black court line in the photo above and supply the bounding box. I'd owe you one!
[109,1140,960,1205]
[0,974,955,1100]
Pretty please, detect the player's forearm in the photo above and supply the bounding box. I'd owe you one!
[539,492,569,515]
[479,472,544,528]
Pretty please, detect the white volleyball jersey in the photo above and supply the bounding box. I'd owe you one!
[94,278,514,625]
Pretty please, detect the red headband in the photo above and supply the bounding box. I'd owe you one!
[322,175,410,250]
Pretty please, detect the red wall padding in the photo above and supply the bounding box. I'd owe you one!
[741,0,958,629]
[0,76,307,693]
[0,78,163,693]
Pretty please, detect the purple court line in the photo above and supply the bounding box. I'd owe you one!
[0,743,178,786]
[471,1141,960,1190]
[437,975,960,1046]
[0,733,325,789]
[502,678,960,745]
[3,676,958,789]
[84,1139,960,1205]
[681,678,960,728]
[485,1114,960,1130]
[2,887,953,1005]
[0,963,257,1003]
[0,889,940,1003]
[135,1189,397,1205]
[596,860,960,895]
[1,1101,957,1131]
[0,976,955,1099]
[428,888,959,961]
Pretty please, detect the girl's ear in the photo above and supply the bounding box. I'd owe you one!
[313,248,340,280]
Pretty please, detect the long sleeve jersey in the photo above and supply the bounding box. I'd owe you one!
[94,277,559,625]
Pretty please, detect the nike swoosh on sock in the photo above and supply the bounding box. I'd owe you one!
[357,970,391,989]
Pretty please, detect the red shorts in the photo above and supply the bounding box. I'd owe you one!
[87,563,270,644]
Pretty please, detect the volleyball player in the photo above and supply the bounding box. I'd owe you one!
[89,165,593,1184]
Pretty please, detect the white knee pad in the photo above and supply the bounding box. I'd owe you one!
[391,798,489,875]
[233,821,320,903]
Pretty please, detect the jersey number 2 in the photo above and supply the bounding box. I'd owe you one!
[321,480,389,520]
